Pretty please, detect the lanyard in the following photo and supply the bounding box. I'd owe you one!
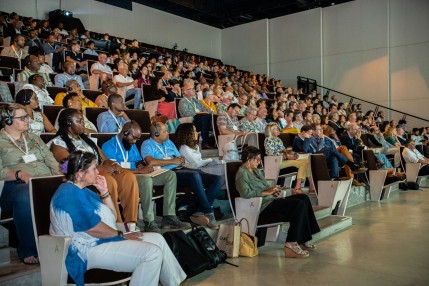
[115,135,128,162]
[108,110,123,131]
[11,46,23,60]
[184,97,199,112]
[155,142,168,158]
[4,131,29,155]
[224,112,237,127]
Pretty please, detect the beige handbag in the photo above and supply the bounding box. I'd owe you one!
[239,218,258,257]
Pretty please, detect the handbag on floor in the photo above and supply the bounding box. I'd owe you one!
[216,221,241,258]
[163,230,210,278]
[239,218,258,257]
[187,226,227,269]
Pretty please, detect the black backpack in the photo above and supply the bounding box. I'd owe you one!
[163,230,210,278]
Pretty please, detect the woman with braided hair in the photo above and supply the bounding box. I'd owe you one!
[48,108,139,223]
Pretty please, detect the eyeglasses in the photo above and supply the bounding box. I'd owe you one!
[13,115,30,122]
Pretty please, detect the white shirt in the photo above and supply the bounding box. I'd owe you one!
[21,83,54,106]
[402,147,425,163]
[179,145,212,169]
[113,74,134,91]
[90,62,113,74]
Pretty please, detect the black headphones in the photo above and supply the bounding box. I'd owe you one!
[152,121,160,137]
[3,109,14,126]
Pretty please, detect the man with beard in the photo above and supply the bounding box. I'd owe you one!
[101,121,188,233]
[96,93,130,133]
[1,34,28,59]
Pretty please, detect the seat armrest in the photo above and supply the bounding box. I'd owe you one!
[39,235,71,286]
[264,156,282,180]
[235,197,262,236]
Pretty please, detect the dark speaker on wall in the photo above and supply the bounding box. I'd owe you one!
[95,0,133,11]
[49,9,86,34]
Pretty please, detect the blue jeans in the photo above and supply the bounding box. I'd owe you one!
[375,153,393,169]
[0,181,37,259]
[125,88,143,109]
[320,147,349,178]
[174,168,222,214]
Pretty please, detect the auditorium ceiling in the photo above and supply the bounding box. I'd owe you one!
[134,0,354,29]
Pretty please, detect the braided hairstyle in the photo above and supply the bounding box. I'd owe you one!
[56,108,102,164]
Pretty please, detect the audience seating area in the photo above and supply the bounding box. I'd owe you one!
[1,9,429,285]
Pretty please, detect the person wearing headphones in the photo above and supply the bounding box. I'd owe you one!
[54,61,85,90]
[54,79,97,111]
[15,89,56,135]
[21,73,53,107]
[141,122,222,229]
[17,54,52,86]
[53,92,98,133]
[96,93,130,133]
[0,103,60,265]
[95,79,118,108]
[102,121,187,232]
[48,108,140,224]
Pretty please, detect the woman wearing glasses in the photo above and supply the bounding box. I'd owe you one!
[48,108,140,224]
[235,146,320,259]
[51,151,186,286]
[15,88,56,135]
[0,104,60,264]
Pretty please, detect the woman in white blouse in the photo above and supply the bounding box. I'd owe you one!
[174,123,224,170]
[174,123,225,228]
[15,89,56,135]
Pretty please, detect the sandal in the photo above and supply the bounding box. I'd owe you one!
[21,256,40,265]
[300,242,316,251]
[284,243,309,258]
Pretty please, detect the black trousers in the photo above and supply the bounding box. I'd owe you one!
[418,164,429,176]
[193,113,212,145]
[258,194,320,244]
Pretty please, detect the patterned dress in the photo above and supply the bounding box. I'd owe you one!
[239,117,259,132]
[264,136,285,156]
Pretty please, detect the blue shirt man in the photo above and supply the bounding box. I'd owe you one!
[102,121,189,232]
[141,138,180,170]
[102,134,142,169]
[96,93,130,133]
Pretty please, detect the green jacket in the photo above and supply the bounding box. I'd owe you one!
[235,166,275,212]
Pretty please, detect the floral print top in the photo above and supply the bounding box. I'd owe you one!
[264,136,285,156]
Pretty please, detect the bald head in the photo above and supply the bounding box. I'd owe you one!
[122,120,142,135]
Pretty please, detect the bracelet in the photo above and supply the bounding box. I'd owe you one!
[117,230,124,237]
[100,191,110,199]
[15,170,22,181]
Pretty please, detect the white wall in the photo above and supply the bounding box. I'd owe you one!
[219,0,429,122]
[269,8,322,87]
[0,0,221,59]
[222,19,268,75]
[389,0,429,119]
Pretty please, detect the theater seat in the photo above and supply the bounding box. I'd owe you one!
[224,161,286,238]
[310,154,352,216]
[29,175,132,285]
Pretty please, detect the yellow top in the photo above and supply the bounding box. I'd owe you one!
[54,92,98,111]
[200,99,217,115]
